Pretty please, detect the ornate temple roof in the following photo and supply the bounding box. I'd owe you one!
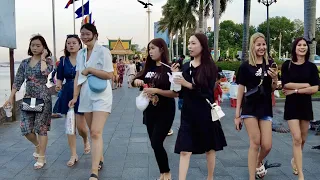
[108,38,134,55]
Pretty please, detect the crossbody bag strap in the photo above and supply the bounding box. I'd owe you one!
[258,58,266,86]
[189,61,215,108]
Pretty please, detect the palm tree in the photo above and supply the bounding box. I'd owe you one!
[188,0,230,33]
[304,0,317,62]
[159,0,196,59]
[158,0,179,61]
[241,0,251,61]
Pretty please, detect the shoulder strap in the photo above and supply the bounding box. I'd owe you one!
[258,58,266,86]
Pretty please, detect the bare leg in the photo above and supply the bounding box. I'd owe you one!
[88,111,109,180]
[244,118,261,180]
[206,150,216,180]
[76,114,90,154]
[256,120,272,166]
[25,133,39,154]
[179,151,192,180]
[288,120,304,180]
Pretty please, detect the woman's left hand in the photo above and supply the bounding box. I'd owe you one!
[282,89,295,96]
[143,88,159,95]
[267,68,278,80]
[81,67,92,76]
[173,75,188,87]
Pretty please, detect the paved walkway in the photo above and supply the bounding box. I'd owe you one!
[0,82,320,180]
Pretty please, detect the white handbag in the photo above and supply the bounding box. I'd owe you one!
[206,99,225,122]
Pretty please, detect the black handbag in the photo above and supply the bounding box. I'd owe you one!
[21,98,45,112]
[245,59,266,97]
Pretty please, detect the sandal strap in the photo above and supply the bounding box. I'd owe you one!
[90,173,98,179]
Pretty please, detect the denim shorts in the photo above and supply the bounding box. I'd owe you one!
[241,115,272,121]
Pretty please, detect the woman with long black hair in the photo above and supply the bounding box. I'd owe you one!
[172,33,227,180]
[133,38,178,180]
[281,37,319,180]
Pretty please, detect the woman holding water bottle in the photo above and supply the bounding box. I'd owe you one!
[171,33,227,180]
[55,34,90,167]
[132,38,178,180]
[4,35,53,169]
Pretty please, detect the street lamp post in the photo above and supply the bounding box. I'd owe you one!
[258,0,276,56]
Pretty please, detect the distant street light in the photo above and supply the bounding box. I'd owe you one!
[258,0,277,56]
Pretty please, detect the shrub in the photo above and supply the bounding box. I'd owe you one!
[215,61,242,73]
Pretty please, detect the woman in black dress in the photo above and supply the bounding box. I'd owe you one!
[281,37,319,179]
[133,38,178,180]
[172,33,227,180]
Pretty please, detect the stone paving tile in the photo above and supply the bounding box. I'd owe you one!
[0,81,320,180]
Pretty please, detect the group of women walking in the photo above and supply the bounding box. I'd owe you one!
[2,21,319,180]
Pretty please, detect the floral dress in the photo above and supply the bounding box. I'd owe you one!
[117,63,125,84]
[13,58,53,136]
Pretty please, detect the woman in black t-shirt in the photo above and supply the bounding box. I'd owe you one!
[132,38,177,180]
[281,37,319,179]
[234,32,278,180]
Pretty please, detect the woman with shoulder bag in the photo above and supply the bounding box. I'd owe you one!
[234,32,278,180]
[68,23,114,180]
[281,37,319,180]
[4,35,54,169]
[172,33,227,180]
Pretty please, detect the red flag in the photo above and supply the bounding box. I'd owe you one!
[65,0,79,9]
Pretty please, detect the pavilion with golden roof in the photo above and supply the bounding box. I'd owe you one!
[108,38,134,60]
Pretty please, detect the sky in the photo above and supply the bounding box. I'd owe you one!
[0,0,319,62]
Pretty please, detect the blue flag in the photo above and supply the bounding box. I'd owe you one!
[75,1,89,19]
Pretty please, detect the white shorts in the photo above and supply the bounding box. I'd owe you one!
[78,80,113,113]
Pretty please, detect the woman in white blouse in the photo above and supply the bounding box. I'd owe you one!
[69,23,113,180]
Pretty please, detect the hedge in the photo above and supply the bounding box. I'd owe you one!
[215,60,284,74]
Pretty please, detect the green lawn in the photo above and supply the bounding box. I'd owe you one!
[278,91,320,98]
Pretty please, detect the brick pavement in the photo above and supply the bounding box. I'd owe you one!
[0,84,320,180]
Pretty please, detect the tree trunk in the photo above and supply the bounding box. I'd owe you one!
[170,33,174,62]
[176,30,179,60]
[183,24,187,56]
[198,0,204,33]
[213,0,220,61]
[241,0,251,61]
[304,0,317,62]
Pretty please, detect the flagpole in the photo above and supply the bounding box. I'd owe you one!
[73,0,76,34]
[81,0,84,22]
[52,0,57,66]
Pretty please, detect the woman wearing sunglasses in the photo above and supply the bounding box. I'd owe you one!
[55,34,90,167]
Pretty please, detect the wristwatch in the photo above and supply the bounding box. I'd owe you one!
[295,89,298,94]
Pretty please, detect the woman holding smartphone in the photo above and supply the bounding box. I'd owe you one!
[234,32,278,179]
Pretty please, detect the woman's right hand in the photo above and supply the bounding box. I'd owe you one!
[68,98,77,108]
[234,116,242,131]
[55,84,62,92]
[134,79,144,87]
[171,63,180,72]
[3,97,13,108]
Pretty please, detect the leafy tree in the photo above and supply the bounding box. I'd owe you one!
[207,20,255,59]
[257,16,295,58]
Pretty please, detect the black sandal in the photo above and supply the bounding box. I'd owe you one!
[98,161,103,171]
[90,173,98,180]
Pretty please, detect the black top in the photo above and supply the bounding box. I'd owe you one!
[138,65,175,124]
[236,60,273,118]
[281,60,319,120]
